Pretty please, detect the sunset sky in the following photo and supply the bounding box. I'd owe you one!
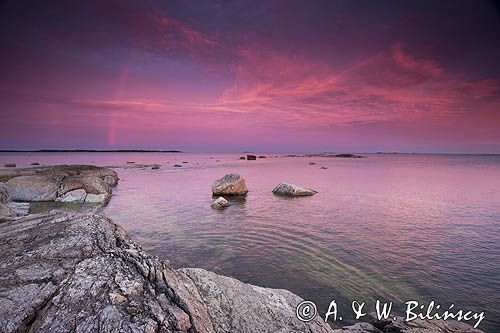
[1,0,499,153]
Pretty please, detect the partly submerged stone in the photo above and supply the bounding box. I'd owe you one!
[211,197,229,209]
[272,183,317,197]
[212,174,248,196]
[246,154,256,160]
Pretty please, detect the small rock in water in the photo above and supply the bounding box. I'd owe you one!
[272,183,317,197]
[309,162,316,165]
[30,162,40,166]
[173,164,182,168]
[126,161,135,164]
[3,163,16,168]
[258,155,266,158]
[211,197,230,209]
[321,166,327,169]
[239,156,246,160]
[212,174,248,196]
[151,165,160,170]
[182,161,188,164]
[246,155,256,160]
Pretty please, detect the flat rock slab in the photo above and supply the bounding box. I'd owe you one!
[0,165,118,183]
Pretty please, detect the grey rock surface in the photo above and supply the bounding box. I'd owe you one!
[5,175,63,201]
[0,212,333,333]
[212,174,248,196]
[0,165,118,183]
[181,268,332,333]
[0,165,118,206]
[84,192,111,204]
[272,182,317,196]
[0,212,215,333]
[55,189,88,203]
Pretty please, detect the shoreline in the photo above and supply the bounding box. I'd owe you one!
[0,165,486,332]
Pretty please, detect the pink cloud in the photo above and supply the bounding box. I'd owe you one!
[208,43,500,128]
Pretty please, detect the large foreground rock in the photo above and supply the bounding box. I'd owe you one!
[181,268,332,333]
[212,174,248,196]
[0,212,332,333]
[272,182,317,196]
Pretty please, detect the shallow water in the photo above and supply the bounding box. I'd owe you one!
[1,152,499,331]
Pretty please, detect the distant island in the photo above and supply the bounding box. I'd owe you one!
[0,149,183,153]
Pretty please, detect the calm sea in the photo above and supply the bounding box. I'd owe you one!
[1,152,499,331]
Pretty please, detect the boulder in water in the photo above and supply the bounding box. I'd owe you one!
[272,183,317,197]
[3,163,16,168]
[212,174,248,196]
[246,155,256,160]
[211,197,229,209]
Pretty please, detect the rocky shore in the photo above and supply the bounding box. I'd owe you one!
[0,165,485,332]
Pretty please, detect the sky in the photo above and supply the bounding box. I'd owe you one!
[1,0,499,153]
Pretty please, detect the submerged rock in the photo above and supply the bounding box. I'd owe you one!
[239,156,246,160]
[212,174,248,196]
[211,196,229,209]
[272,183,317,196]
[173,164,182,168]
[246,154,256,160]
[30,162,40,166]
[3,163,16,168]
